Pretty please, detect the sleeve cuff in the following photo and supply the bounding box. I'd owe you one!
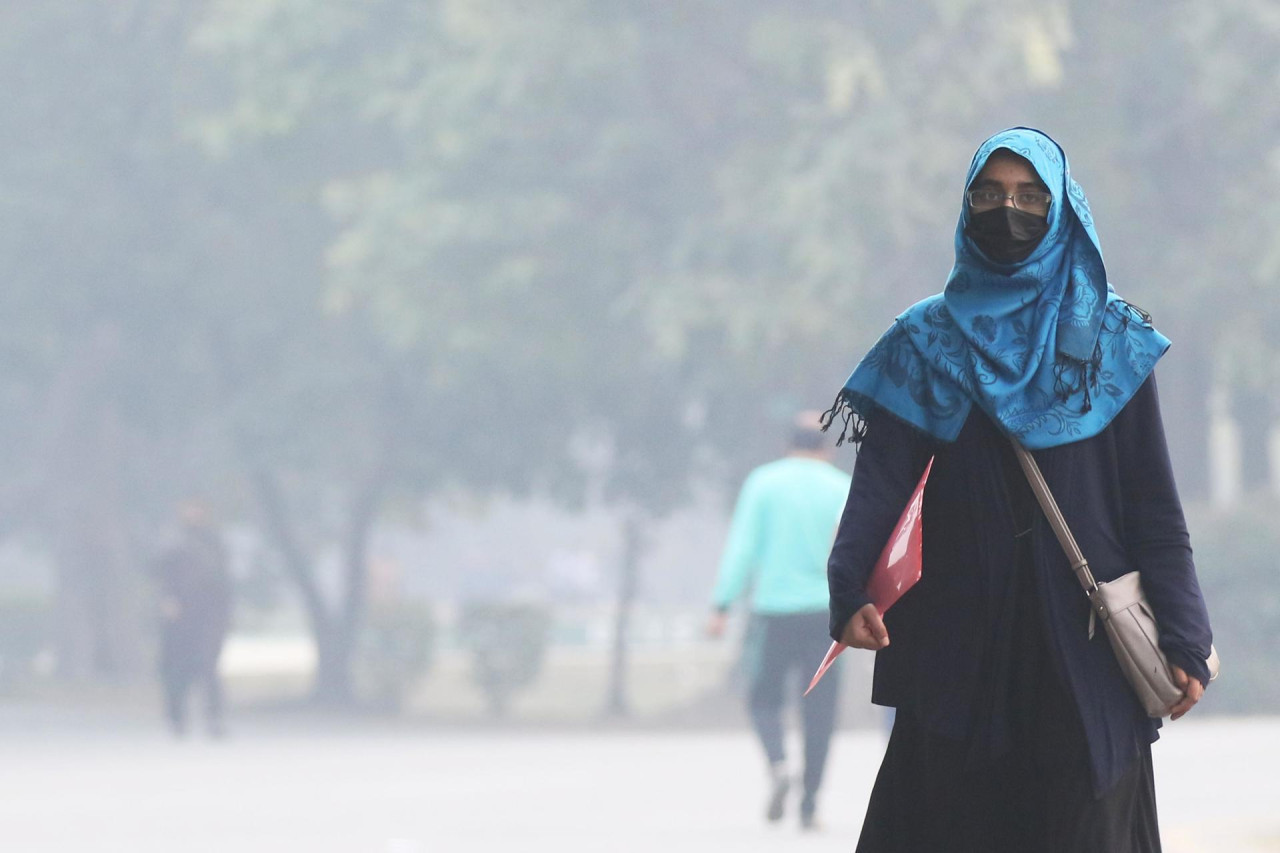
[829,592,872,643]
[1164,646,1211,690]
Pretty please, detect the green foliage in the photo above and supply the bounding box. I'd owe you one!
[7,0,1280,694]
[1175,1,1280,396]
[458,602,552,717]
[13,0,1280,517]
[188,0,1079,500]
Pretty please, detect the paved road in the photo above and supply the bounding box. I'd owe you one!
[0,712,1276,852]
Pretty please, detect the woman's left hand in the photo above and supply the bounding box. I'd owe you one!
[1169,665,1204,721]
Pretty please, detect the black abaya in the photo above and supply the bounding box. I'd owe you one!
[855,521,1161,852]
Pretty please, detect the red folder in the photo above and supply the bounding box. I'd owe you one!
[804,456,934,696]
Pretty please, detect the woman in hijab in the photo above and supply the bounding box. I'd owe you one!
[824,127,1214,852]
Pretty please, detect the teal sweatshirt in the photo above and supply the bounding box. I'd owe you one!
[712,456,852,615]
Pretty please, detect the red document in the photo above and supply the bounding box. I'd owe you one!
[804,456,934,696]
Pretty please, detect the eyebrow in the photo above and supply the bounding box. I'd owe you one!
[971,178,1049,191]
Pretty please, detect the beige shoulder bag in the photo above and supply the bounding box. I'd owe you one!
[1010,441,1219,718]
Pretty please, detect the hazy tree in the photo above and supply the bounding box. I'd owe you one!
[0,1,230,678]
[5,0,1278,708]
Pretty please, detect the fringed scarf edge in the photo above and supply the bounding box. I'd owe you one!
[819,388,869,448]
[1051,298,1153,417]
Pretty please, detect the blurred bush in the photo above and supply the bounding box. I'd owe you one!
[0,597,52,691]
[1189,501,1280,713]
[458,602,552,717]
[354,599,436,712]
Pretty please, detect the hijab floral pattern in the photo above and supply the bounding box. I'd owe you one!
[824,128,1170,450]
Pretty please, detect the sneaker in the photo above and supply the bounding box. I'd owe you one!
[765,775,790,823]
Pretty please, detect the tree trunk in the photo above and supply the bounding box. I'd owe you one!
[340,465,390,661]
[317,467,391,706]
[604,512,645,718]
[42,321,146,681]
[246,462,390,706]
[246,466,353,704]
[219,337,402,707]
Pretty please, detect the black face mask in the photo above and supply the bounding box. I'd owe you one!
[964,206,1049,264]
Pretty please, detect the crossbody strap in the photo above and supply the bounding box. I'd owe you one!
[1009,441,1107,620]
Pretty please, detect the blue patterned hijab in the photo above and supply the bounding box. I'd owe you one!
[823,128,1169,450]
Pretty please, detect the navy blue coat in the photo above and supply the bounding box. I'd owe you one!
[827,374,1214,793]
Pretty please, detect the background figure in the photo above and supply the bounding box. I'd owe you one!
[707,413,851,830]
[154,502,233,738]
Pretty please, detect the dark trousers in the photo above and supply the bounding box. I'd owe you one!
[162,664,224,735]
[160,624,226,736]
[743,610,840,804]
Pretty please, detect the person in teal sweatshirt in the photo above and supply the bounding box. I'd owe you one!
[707,414,852,830]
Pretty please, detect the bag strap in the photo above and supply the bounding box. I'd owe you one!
[1009,441,1109,624]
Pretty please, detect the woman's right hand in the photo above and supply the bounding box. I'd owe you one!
[840,602,890,650]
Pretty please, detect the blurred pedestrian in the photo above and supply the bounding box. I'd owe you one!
[154,501,233,738]
[825,127,1214,851]
[707,413,851,830]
